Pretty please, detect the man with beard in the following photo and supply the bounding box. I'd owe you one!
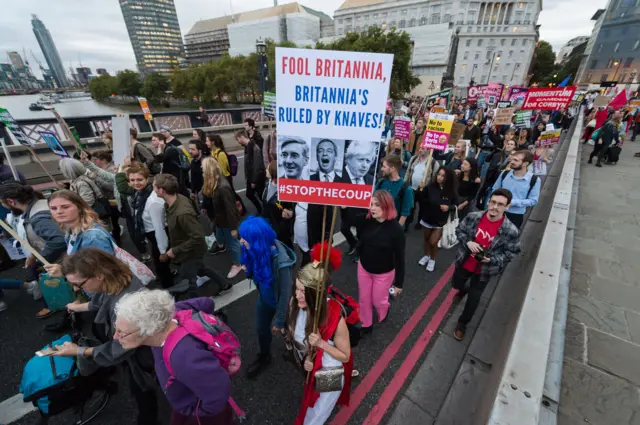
[310,139,339,182]
[490,149,540,228]
[451,188,521,341]
[463,118,482,151]
[279,138,309,180]
[338,141,376,185]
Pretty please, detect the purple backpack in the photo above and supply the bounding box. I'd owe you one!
[162,309,242,381]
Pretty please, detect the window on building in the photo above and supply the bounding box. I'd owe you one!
[467,11,476,24]
[490,39,496,46]
[508,50,514,58]
[589,59,598,69]
[468,26,473,32]
[402,9,407,14]
[601,74,609,82]
[457,12,464,23]
[461,64,467,73]
[364,15,369,20]
[399,19,406,28]
[338,19,343,24]
[478,39,484,46]
[431,14,441,24]
[490,27,494,32]
[355,26,361,32]
[356,16,361,21]
[511,39,517,46]
[602,29,610,38]
[500,39,506,46]
[524,13,531,24]
[373,14,378,18]
[382,12,387,18]
[390,21,396,27]
[475,52,480,59]
[443,14,451,22]
[624,57,634,67]
[420,16,427,25]
[486,50,493,60]
[466,39,472,47]
[409,18,416,27]
[614,42,620,52]
[464,51,469,59]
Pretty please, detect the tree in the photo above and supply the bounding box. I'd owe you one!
[141,72,170,101]
[88,75,117,100]
[530,41,557,85]
[116,70,142,97]
[316,27,420,98]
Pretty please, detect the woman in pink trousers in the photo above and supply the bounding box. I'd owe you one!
[356,190,406,335]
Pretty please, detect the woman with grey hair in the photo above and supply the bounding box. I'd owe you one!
[59,157,105,209]
[114,290,233,425]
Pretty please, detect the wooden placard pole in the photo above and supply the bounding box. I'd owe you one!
[5,127,60,187]
[51,108,83,152]
[0,218,50,265]
[421,149,434,188]
[0,127,20,181]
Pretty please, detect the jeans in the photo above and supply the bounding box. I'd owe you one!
[477,150,491,173]
[357,262,395,327]
[215,227,241,264]
[450,266,489,325]
[145,231,173,289]
[256,295,277,355]
[0,278,23,289]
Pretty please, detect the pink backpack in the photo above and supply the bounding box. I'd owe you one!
[162,309,246,421]
[162,309,242,379]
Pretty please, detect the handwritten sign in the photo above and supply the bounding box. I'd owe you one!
[449,122,466,145]
[494,107,515,126]
[422,113,454,151]
[393,117,411,139]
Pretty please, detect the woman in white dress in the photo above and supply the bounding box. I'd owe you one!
[286,243,353,425]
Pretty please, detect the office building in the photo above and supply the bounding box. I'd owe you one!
[76,66,92,84]
[576,0,639,89]
[555,36,589,65]
[118,0,185,76]
[228,3,333,57]
[96,68,110,76]
[334,0,541,96]
[7,52,27,71]
[31,14,69,87]
[185,16,234,63]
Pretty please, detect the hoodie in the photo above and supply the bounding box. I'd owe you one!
[152,297,231,418]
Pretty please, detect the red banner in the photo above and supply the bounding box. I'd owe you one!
[467,85,486,103]
[278,178,373,208]
[521,87,577,111]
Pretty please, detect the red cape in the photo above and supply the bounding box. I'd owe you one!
[295,299,353,425]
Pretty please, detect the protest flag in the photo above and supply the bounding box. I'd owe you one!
[608,90,628,110]
[558,75,571,87]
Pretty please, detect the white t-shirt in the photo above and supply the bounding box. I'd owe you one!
[141,191,169,254]
[294,203,309,252]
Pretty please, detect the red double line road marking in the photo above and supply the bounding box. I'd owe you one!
[363,289,456,425]
[330,265,455,425]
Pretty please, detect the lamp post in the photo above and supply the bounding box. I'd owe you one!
[486,51,501,83]
[256,38,269,94]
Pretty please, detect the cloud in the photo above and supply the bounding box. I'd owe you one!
[0,0,607,79]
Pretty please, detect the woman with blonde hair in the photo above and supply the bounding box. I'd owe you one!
[51,248,158,425]
[44,190,115,278]
[201,157,243,279]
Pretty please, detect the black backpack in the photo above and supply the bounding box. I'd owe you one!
[375,178,411,213]
[498,170,539,198]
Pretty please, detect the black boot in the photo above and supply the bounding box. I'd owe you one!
[246,353,271,379]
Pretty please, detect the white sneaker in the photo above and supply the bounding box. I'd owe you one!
[0,301,7,312]
[25,280,42,300]
[418,255,430,266]
[426,259,436,272]
[227,265,243,279]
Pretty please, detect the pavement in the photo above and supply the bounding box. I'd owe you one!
[559,139,640,425]
[0,162,465,425]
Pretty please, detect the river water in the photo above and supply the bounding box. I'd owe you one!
[0,94,134,120]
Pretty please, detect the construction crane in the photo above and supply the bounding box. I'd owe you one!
[29,49,45,72]
[22,47,32,74]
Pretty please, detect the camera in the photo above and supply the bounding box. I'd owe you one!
[474,249,486,262]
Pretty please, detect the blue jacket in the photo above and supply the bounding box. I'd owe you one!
[268,240,296,329]
[66,224,115,255]
[490,170,541,215]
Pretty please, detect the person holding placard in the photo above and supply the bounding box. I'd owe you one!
[385,138,412,178]
[406,148,441,229]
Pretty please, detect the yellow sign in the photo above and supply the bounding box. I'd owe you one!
[432,106,446,113]
[423,113,455,151]
[137,97,153,121]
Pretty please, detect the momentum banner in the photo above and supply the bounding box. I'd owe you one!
[275,47,393,208]
[521,87,577,110]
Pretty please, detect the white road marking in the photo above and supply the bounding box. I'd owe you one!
[236,188,246,193]
[0,394,37,424]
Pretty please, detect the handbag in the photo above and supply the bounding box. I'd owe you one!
[314,366,344,393]
[439,207,459,249]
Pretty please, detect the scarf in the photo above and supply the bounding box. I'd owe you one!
[132,184,153,245]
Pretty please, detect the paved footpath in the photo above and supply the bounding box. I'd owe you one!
[559,139,640,424]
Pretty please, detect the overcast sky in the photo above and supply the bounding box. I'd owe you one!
[0,0,609,79]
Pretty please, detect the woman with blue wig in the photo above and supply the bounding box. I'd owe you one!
[239,216,296,378]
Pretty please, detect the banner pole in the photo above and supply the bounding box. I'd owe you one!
[0,125,20,181]
[147,119,154,132]
[421,149,434,188]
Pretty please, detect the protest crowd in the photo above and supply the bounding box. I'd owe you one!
[0,46,637,425]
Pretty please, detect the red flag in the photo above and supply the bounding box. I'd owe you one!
[608,90,628,110]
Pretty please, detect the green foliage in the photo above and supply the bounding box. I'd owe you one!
[116,70,142,97]
[544,41,587,86]
[530,41,557,85]
[88,75,117,100]
[141,72,170,101]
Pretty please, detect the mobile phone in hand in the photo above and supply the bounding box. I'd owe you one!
[36,347,59,357]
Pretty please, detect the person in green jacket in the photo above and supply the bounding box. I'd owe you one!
[152,173,230,294]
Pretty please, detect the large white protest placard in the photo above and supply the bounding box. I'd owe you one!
[275,47,393,208]
[111,115,130,166]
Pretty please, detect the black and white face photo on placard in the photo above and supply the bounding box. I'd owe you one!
[338,140,380,185]
[278,136,310,180]
[309,138,345,182]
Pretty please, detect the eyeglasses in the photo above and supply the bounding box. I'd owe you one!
[66,277,90,289]
[114,328,139,339]
[488,200,508,208]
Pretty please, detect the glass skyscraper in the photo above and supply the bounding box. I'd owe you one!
[119,0,185,76]
[31,14,69,88]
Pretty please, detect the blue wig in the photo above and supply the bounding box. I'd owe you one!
[239,216,277,305]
